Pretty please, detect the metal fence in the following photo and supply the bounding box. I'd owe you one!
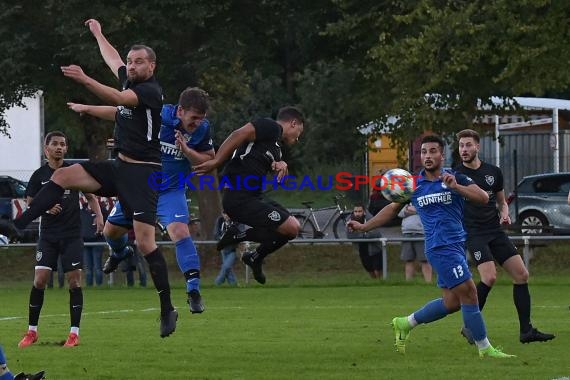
[2,235,565,283]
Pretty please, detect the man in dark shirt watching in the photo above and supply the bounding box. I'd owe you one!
[455,128,554,344]
[18,131,103,349]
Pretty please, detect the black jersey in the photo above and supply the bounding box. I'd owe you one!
[222,118,283,193]
[454,161,504,234]
[114,66,162,163]
[26,162,80,239]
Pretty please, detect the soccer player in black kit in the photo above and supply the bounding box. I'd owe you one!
[454,128,555,344]
[14,19,178,337]
[194,107,305,284]
[18,131,104,349]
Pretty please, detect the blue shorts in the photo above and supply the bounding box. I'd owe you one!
[107,189,189,228]
[426,242,472,289]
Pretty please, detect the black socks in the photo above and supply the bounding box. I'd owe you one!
[145,248,174,315]
[69,287,83,328]
[28,286,45,326]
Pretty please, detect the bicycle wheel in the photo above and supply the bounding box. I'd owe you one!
[332,212,351,239]
[293,214,317,239]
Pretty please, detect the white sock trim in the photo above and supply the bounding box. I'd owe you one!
[408,314,418,328]
[475,337,491,350]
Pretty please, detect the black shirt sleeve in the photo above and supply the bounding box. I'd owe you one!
[251,118,282,142]
[25,170,42,198]
[130,81,162,109]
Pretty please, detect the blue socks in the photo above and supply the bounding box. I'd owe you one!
[413,298,449,324]
[106,234,130,259]
[176,237,201,293]
[0,345,8,366]
[175,237,200,272]
[0,345,13,380]
[461,304,487,341]
[0,371,14,380]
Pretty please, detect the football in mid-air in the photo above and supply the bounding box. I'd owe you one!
[0,234,9,245]
[379,168,415,203]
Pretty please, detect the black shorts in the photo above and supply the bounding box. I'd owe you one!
[222,190,290,230]
[81,158,159,226]
[36,235,83,272]
[466,232,518,266]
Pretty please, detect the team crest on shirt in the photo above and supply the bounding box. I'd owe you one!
[268,211,281,222]
[473,250,482,261]
[485,175,495,186]
[36,250,43,262]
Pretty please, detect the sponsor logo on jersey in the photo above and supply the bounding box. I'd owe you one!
[485,175,495,186]
[417,192,453,207]
[160,141,185,160]
[117,106,133,119]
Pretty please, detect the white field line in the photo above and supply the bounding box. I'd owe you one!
[1,304,567,322]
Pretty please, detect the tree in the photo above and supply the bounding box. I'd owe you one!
[326,0,570,147]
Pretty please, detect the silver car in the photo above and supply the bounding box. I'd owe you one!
[507,172,570,234]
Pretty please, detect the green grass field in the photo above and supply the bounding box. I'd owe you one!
[1,279,569,380]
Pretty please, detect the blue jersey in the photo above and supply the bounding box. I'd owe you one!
[159,104,213,192]
[411,169,475,252]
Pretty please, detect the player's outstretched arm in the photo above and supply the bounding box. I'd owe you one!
[67,103,116,121]
[348,202,403,232]
[85,18,124,79]
[61,65,139,107]
[193,123,256,174]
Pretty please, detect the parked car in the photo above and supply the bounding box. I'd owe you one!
[0,175,39,242]
[507,172,570,234]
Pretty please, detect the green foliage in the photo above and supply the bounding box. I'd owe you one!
[3,0,570,166]
[327,0,570,145]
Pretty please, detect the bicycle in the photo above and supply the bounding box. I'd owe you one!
[291,194,352,239]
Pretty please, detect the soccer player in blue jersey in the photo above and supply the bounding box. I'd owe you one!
[348,134,515,358]
[68,87,213,313]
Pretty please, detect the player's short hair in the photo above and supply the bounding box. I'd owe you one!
[178,87,209,114]
[421,134,445,152]
[130,44,156,62]
[45,131,67,145]
[456,128,480,143]
[277,106,305,125]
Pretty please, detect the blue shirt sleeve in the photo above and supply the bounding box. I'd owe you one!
[455,172,475,186]
[188,120,214,152]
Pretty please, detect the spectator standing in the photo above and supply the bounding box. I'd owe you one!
[398,203,432,282]
[213,212,241,286]
[346,205,383,279]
